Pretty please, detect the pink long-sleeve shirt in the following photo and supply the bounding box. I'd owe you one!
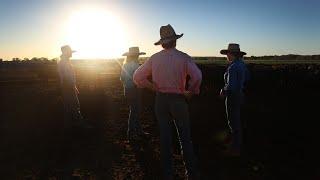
[133,48,202,94]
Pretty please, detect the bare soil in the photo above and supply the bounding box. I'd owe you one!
[0,62,320,179]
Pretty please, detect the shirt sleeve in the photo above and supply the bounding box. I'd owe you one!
[120,64,126,82]
[224,64,239,94]
[70,65,76,85]
[186,58,202,94]
[57,63,64,84]
[133,58,152,88]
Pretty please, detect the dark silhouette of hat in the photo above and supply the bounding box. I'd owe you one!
[220,43,246,56]
[61,45,76,55]
[154,24,183,45]
[122,47,146,56]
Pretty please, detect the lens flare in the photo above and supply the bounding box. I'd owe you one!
[65,8,128,59]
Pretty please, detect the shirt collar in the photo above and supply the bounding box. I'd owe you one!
[60,54,70,61]
[231,58,242,64]
[164,47,176,52]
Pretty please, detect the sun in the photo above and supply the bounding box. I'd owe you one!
[64,9,128,59]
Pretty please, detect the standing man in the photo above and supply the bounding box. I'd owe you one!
[120,47,148,141]
[220,43,249,156]
[58,45,89,129]
[134,24,202,179]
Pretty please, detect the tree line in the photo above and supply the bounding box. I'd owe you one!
[1,54,320,62]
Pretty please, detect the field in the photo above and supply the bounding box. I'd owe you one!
[0,60,320,179]
[195,59,320,65]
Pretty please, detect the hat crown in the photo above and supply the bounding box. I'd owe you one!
[227,43,241,52]
[160,24,177,39]
[128,47,140,54]
[61,45,71,52]
[122,46,145,56]
[220,43,246,55]
[61,45,75,54]
[154,24,183,45]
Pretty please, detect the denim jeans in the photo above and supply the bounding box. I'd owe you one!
[225,93,244,153]
[125,87,143,139]
[155,93,198,179]
[61,86,84,128]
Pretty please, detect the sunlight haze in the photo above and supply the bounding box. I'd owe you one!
[0,0,319,60]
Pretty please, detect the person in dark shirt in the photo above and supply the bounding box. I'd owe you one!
[220,43,249,156]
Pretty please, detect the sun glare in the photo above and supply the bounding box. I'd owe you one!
[65,9,128,59]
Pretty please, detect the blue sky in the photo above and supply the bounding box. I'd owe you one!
[0,0,319,59]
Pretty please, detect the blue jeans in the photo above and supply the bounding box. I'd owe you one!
[225,93,244,152]
[61,86,84,128]
[155,93,198,179]
[125,87,143,139]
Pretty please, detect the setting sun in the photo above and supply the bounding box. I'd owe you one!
[64,8,128,59]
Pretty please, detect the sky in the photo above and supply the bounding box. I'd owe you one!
[0,0,319,60]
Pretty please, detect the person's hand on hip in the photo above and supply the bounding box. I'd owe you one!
[184,90,193,100]
[220,89,226,98]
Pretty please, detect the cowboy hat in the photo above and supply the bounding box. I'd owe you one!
[154,24,183,45]
[61,45,76,54]
[220,43,246,56]
[122,47,146,56]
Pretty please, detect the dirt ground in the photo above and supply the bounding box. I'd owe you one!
[0,62,320,179]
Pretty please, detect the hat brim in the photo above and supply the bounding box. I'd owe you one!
[220,49,246,56]
[62,50,76,54]
[154,34,183,45]
[122,52,146,56]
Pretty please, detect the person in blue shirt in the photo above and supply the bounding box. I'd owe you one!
[220,43,249,156]
[120,47,148,141]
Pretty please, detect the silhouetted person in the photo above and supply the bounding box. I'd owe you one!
[120,47,149,141]
[57,45,89,129]
[220,43,249,156]
[134,24,202,180]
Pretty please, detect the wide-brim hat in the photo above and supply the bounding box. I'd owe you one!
[61,45,76,54]
[220,43,246,56]
[154,24,183,45]
[122,47,146,56]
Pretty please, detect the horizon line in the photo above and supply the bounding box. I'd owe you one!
[2,54,320,61]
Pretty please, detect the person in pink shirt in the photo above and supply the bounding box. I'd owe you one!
[133,24,202,180]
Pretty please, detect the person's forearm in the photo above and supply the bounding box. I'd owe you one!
[187,84,200,94]
[145,81,154,90]
[188,77,202,95]
[141,79,156,91]
[187,62,202,95]
[134,73,153,89]
[223,85,232,96]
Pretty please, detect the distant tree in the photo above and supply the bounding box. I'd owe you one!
[296,56,305,60]
[311,55,320,60]
[31,57,39,61]
[12,58,21,61]
[23,58,30,61]
[50,58,58,62]
[37,57,47,62]
[250,56,256,60]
